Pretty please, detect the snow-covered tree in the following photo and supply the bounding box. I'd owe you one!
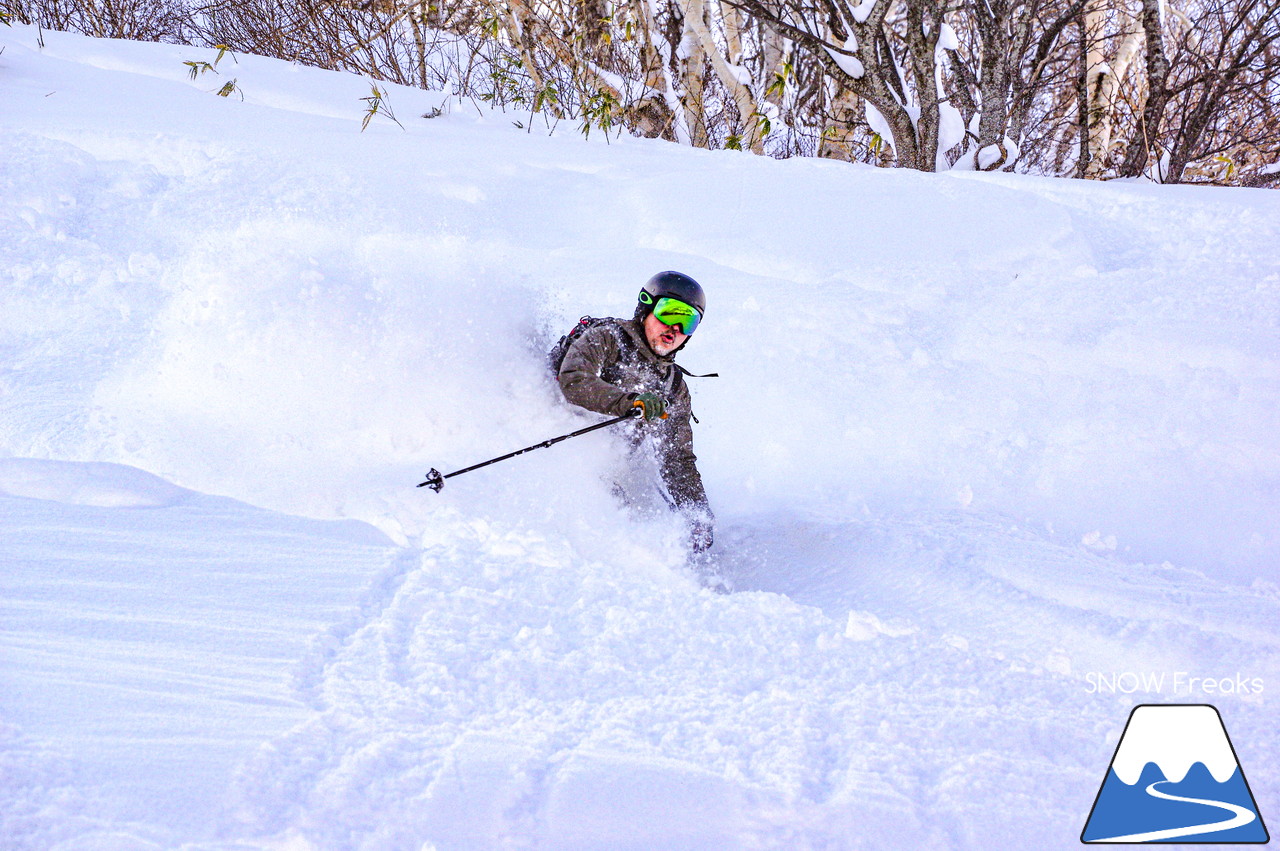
[8,0,1278,183]
[1119,0,1280,184]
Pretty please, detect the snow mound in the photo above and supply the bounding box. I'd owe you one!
[0,458,189,508]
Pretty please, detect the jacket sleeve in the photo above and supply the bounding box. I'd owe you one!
[556,324,634,418]
[656,380,713,519]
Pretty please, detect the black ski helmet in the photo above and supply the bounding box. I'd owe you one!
[636,271,706,318]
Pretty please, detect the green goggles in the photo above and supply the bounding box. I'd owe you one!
[640,293,702,335]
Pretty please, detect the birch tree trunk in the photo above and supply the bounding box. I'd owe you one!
[902,0,945,170]
[818,84,865,160]
[1118,0,1171,176]
[679,5,712,147]
[1082,0,1142,177]
[634,0,697,143]
[503,0,550,101]
[972,0,1013,166]
[680,0,766,150]
[1075,9,1092,176]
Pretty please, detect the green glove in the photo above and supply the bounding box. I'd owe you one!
[631,392,668,421]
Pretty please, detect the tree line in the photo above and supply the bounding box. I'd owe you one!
[7,0,1279,185]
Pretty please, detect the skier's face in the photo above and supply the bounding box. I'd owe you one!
[644,311,687,355]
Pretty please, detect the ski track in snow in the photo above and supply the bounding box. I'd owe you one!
[2,23,1279,851]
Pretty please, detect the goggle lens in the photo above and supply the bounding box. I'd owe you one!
[650,296,701,335]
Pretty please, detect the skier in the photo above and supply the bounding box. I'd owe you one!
[554,272,715,554]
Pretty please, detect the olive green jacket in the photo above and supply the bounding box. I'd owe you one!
[556,318,710,516]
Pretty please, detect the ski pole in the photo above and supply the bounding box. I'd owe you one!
[418,408,641,492]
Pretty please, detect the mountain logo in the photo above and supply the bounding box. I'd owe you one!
[1082,704,1269,844]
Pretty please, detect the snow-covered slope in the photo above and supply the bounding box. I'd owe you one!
[2,24,1278,850]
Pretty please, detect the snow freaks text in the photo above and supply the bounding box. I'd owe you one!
[1085,672,1265,696]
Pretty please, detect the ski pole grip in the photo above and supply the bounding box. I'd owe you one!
[631,396,668,420]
